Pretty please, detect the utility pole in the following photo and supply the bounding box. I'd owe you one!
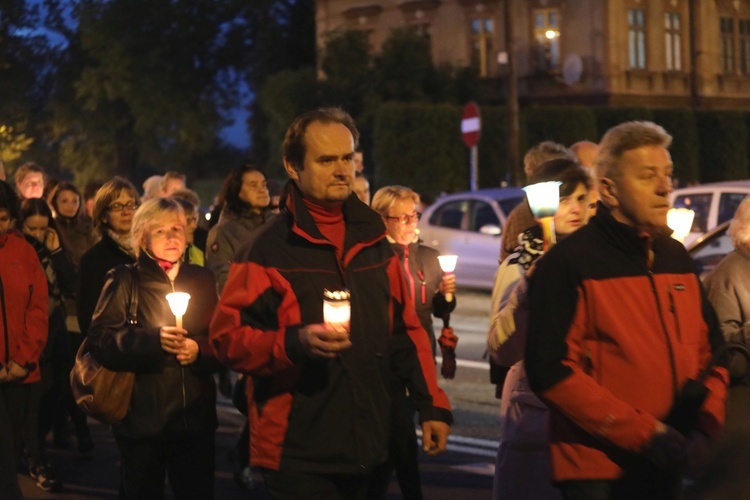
[689,0,700,108]
[504,0,521,185]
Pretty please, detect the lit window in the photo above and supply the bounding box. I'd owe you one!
[470,16,494,78]
[664,12,682,71]
[628,8,647,69]
[532,8,561,72]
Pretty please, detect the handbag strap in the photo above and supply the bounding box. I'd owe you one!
[127,264,138,325]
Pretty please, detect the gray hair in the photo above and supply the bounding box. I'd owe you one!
[523,141,576,179]
[595,121,672,181]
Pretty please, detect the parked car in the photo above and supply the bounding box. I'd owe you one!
[671,181,750,246]
[688,220,732,280]
[417,187,526,290]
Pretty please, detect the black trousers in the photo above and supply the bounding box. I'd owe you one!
[263,468,371,500]
[115,432,215,500]
[0,383,29,500]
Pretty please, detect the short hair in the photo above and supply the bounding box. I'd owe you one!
[91,176,140,236]
[595,121,672,180]
[283,107,360,171]
[19,197,54,227]
[141,175,163,200]
[523,142,576,179]
[171,188,201,209]
[130,197,185,257]
[0,180,21,222]
[160,171,186,189]
[14,162,45,186]
[219,164,268,214]
[531,158,592,198]
[371,185,421,217]
[730,196,750,251]
[48,181,82,216]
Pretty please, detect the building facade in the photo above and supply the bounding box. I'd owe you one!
[316,0,750,109]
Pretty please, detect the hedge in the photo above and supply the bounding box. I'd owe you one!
[695,110,748,182]
[651,108,700,184]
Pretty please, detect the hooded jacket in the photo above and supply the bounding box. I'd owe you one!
[525,203,728,481]
[210,184,452,474]
[87,253,219,438]
[0,230,48,383]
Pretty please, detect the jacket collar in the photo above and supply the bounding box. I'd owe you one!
[590,202,672,261]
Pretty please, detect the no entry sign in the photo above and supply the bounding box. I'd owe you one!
[461,102,481,148]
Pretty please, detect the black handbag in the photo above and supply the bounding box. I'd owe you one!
[70,265,138,424]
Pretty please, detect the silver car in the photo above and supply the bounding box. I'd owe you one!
[417,187,525,290]
[671,181,750,246]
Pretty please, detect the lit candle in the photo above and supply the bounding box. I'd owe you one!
[437,255,458,302]
[323,289,351,330]
[165,292,191,330]
[523,181,562,249]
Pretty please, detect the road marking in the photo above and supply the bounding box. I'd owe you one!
[436,356,489,371]
[452,462,496,476]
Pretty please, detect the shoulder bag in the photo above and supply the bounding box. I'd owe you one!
[70,265,138,424]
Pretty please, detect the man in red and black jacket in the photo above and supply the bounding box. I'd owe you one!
[210,108,451,499]
[525,121,728,499]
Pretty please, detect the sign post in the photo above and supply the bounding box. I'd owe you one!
[461,102,481,191]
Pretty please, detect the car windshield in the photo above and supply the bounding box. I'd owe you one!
[497,196,525,217]
[673,193,711,233]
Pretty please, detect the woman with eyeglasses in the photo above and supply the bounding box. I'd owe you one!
[368,185,456,500]
[87,197,219,499]
[77,177,140,338]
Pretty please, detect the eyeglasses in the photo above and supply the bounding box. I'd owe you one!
[108,201,140,212]
[384,212,421,225]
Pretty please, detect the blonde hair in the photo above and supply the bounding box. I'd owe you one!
[595,121,672,181]
[371,185,420,216]
[130,197,185,257]
[730,196,750,252]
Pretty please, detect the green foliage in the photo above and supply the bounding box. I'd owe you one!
[651,109,700,184]
[594,107,654,136]
[373,103,467,199]
[477,107,509,187]
[695,110,748,182]
[522,106,597,155]
[375,28,434,102]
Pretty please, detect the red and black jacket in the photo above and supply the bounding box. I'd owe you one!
[210,185,452,474]
[525,204,728,482]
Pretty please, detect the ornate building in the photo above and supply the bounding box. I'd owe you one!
[315,0,750,109]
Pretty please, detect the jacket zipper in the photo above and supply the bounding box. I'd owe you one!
[666,286,684,343]
[0,277,8,364]
[648,271,678,398]
[169,278,189,431]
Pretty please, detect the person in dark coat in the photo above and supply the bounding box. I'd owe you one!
[77,177,140,337]
[87,197,219,499]
[368,185,456,500]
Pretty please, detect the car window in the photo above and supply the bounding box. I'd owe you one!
[718,193,748,226]
[470,201,499,232]
[690,226,733,279]
[672,193,712,233]
[429,200,469,229]
[497,196,525,220]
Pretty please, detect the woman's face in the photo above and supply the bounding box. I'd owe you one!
[103,191,138,235]
[143,213,186,263]
[184,208,197,244]
[238,171,270,209]
[383,198,420,246]
[56,189,80,218]
[555,183,590,236]
[0,209,14,236]
[22,214,49,242]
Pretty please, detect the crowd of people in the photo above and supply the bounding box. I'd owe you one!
[0,107,744,500]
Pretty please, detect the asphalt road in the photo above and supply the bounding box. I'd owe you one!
[19,289,500,499]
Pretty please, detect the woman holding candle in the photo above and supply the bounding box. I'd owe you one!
[87,197,220,499]
[487,158,592,500]
[369,185,456,500]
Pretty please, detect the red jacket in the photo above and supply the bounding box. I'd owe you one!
[0,230,48,383]
[525,205,728,481]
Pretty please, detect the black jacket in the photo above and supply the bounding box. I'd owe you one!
[87,253,219,438]
[77,233,135,336]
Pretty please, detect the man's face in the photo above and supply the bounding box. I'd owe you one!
[602,145,673,231]
[18,172,44,199]
[161,179,185,197]
[285,122,356,209]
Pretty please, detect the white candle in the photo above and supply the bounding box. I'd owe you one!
[323,289,351,330]
[166,292,191,329]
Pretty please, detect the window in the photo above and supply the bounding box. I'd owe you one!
[429,201,468,229]
[664,12,682,71]
[672,193,711,233]
[718,193,747,226]
[470,201,499,232]
[628,8,647,69]
[470,16,494,78]
[532,8,561,72]
[720,16,750,75]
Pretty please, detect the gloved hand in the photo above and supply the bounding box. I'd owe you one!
[438,327,458,379]
[643,422,687,470]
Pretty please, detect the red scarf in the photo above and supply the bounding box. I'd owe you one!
[303,199,345,258]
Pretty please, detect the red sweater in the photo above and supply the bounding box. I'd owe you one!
[0,231,48,383]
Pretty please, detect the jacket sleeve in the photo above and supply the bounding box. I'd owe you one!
[525,250,660,454]
[209,261,299,376]
[386,257,452,425]
[488,260,523,358]
[76,252,99,336]
[205,224,233,294]
[87,267,164,372]
[704,264,745,343]
[16,249,48,371]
